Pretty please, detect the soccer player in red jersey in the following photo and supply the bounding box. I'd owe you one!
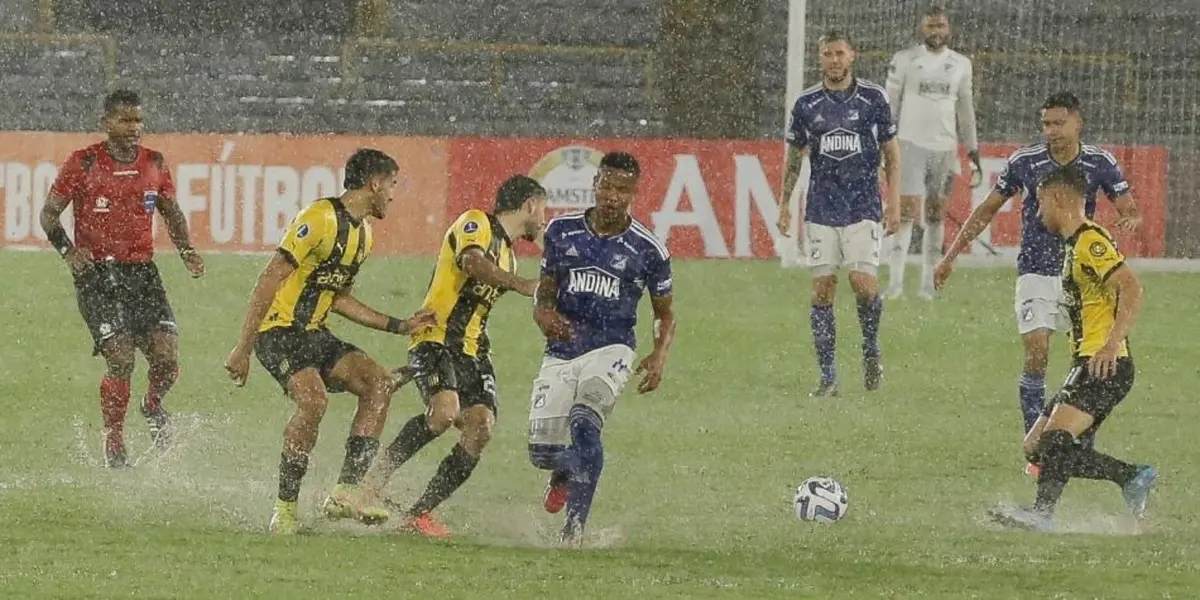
[41,89,205,468]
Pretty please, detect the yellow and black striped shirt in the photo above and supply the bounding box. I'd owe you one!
[259,197,373,333]
[1062,220,1129,359]
[411,209,516,357]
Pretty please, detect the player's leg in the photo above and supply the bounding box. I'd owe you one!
[131,263,180,448]
[844,220,885,391]
[884,141,926,299]
[805,223,840,397]
[137,330,178,449]
[918,153,955,299]
[98,336,137,467]
[274,368,330,534]
[74,266,135,467]
[252,328,337,533]
[364,344,459,497]
[527,359,575,514]
[400,356,497,538]
[559,345,634,546]
[1015,274,1060,470]
[323,347,394,524]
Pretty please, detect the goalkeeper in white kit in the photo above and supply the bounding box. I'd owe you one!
[883,5,982,300]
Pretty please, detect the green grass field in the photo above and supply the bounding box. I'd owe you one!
[1,250,1197,598]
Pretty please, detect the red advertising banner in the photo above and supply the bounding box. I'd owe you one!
[1,133,1167,259]
[448,138,1168,259]
[0,132,449,255]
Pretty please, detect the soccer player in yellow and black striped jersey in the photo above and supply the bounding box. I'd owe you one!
[988,165,1156,532]
[363,174,547,537]
[224,149,436,535]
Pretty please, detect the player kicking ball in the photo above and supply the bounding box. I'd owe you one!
[224,149,436,534]
[935,92,1141,474]
[988,165,1155,532]
[777,30,901,397]
[527,152,676,548]
[360,175,548,538]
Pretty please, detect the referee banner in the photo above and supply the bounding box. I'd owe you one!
[0,132,449,255]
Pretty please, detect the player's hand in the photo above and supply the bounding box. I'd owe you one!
[1088,342,1120,380]
[777,204,792,237]
[182,250,206,278]
[635,351,667,394]
[64,247,94,275]
[403,309,438,334]
[225,344,253,387]
[1113,215,1141,236]
[968,151,984,188]
[932,258,955,290]
[534,307,572,342]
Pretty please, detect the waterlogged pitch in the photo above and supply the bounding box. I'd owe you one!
[2,251,1198,598]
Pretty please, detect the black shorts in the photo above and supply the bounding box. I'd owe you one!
[1043,357,1135,432]
[408,342,498,414]
[254,326,361,394]
[73,260,177,356]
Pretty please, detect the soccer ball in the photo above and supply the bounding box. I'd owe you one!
[793,476,848,523]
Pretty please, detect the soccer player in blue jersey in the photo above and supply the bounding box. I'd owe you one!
[934,92,1141,473]
[777,29,902,397]
[526,151,676,547]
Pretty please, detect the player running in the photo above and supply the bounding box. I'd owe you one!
[223,149,436,535]
[883,5,981,300]
[777,30,901,397]
[987,165,1155,531]
[42,89,205,468]
[934,92,1141,470]
[527,151,676,547]
[360,175,548,538]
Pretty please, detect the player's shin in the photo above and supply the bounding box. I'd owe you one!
[337,435,380,486]
[144,362,178,411]
[1067,445,1139,486]
[278,452,309,503]
[1018,372,1046,433]
[885,220,915,295]
[563,404,605,541]
[856,294,882,363]
[1033,429,1074,514]
[370,414,439,489]
[810,304,838,385]
[407,443,480,517]
[920,218,944,294]
[100,376,132,464]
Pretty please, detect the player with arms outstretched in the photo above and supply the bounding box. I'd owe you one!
[988,165,1155,531]
[527,152,676,547]
[361,175,548,538]
[224,149,435,534]
[777,30,901,397]
[883,5,981,299]
[42,89,205,468]
[934,92,1141,469]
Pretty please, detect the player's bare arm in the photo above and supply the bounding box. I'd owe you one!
[933,189,1010,289]
[155,194,205,277]
[41,191,92,274]
[460,247,537,296]
[533,273,571,341]
[1090,264,1143,380]
[1111,193,1142,235]
[224,251,296,386]
[636,295,676,394]
[331,289,436,334]
[881,138,902,235]
[777,144,807,237]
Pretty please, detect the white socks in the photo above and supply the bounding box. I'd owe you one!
[886,220,915,294]
[920,220,945,295]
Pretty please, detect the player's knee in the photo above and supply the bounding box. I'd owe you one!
[1036,429,1075,468]
[289,375,329,419]
[528,443,565,470]
[925,199,946,224]
[900,195,921,220]
[847,271,878,298]
[811,276,837,304]
[459,406,494,455]
[102,339,136,379]
[426,391,460,434]
[353,363,393,399]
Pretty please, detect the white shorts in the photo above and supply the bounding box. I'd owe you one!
[1015,274,1063,335]
[899,140,959,199]
[527,344,638,447]
[805,220,883,277]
